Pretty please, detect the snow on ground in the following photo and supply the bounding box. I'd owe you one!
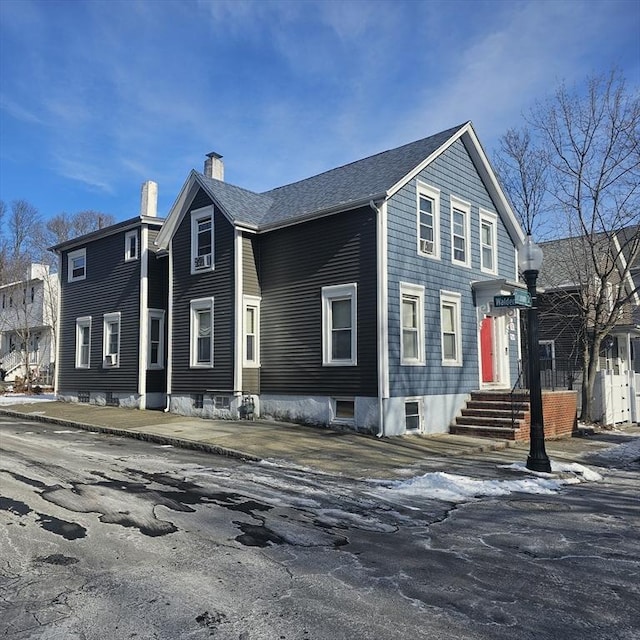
[1,392,637,505]
[376,471,575,503]
[375,445,640,503]
[0,393,57,405]
[585,434,640,467]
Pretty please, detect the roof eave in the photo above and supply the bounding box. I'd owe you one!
[256,194,387,233]
[48,216,148,253]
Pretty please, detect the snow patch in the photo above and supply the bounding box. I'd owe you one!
[0,393,57,405]
[376,469,593,504]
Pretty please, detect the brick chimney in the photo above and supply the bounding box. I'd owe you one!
[204,151,224,181]
[140,180,158,218]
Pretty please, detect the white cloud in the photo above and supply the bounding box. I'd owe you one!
[0,95,43,125]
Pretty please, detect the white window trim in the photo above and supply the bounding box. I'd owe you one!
[190,297,214,368]
[243,295,261,367]
[75,316,91,369]
[440,290,463,367]
[102,312,121,368]
[322,283,357,366]
[450,196,471,268]
[190,206,215,275]
[404,398,423,433]
[479,209,498,275]
[125,230,139,262]
[147,309,165,370]
[416,181,441,260]
[400,282,425,365]
[68,248,87,282]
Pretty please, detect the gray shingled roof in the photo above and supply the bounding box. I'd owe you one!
[198,123,467,230]
[538,227,640,290]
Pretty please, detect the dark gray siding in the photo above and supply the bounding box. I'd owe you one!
[242,233,261,393]
[171,189,235,394]
[58,228,141,394]
[146,226,168,393]
[242,234,261,297]
[387,138,519,397]
[259,206,378,396]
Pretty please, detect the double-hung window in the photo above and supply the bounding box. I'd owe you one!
[68,248,87,282]
[480,210,498,274]
[400,283,425,365]
[125,230,139,261]
[191,206,214,274]
[322,283,357,366]
[103,312,121,367]
[243,296,261,367]
[75,316,91,368]
[190,297,214,367]
[148,309,165,369]
[440,291,462,366]
[405,399,422,431]
[417,182,440,259]
[450,196,471,267]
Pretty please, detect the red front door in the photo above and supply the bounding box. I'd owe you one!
[480,316,494,383]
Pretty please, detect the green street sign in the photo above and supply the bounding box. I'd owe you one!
[514,290,532,307]
[493,291,532,308]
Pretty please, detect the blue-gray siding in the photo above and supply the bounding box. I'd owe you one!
[387,138,518,397]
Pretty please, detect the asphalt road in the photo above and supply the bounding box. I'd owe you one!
[1,416,638,640]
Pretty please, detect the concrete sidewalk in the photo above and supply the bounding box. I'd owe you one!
[0,400,635,479]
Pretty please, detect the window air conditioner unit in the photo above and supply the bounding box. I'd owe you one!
[194,253,212,269]
[420,239,434,254]
[104,354,117,366]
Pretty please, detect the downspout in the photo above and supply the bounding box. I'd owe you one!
[233,229,244,413]
[138,225,149,410]
[164,238,174,413]
[53,251,61,395]
[371,199,389,438]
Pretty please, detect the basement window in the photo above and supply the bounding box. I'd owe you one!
[405,399,421,431]
[214,395,230,410]
[333,398,355,422]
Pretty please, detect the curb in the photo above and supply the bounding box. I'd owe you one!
[0,408,262,463]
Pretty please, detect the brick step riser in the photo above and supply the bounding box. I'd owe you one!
[456,417,525,428]
[470,393,530,403]
[449,425,521,440]
[461,409,526,419]
[466,401,529,410]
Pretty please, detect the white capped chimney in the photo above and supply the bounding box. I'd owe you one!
[140,180,158,218]
[204,151,224,181]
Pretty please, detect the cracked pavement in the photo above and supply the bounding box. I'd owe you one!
[1,416,639,639]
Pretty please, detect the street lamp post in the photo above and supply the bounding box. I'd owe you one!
[519,235,552,473]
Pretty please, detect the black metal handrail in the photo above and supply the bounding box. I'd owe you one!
[510,366,526,430]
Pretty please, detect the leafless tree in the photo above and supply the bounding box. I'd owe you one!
[493,127,550,237]
[1,202,113,390]
[495,69,640,422]
[43,210,115,251]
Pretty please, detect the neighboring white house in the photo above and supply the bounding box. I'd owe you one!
[0,264,58,384]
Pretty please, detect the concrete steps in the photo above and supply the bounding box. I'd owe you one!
[450,391,531,440]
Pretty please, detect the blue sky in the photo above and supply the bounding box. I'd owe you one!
[1,0,638,225]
